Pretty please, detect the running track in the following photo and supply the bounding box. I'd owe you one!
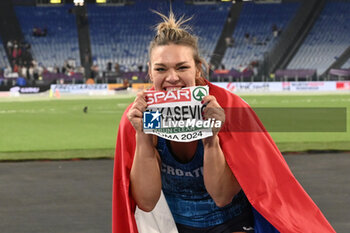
[0,153,349,233]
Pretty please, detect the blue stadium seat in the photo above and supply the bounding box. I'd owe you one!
[222,2,299,71]
[15,5,80,68]
[87,0,230,72]
[0,36,10,69]
[288,2,350,74]
[342,58,350,69]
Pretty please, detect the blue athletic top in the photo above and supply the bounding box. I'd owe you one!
[157,137,251,228]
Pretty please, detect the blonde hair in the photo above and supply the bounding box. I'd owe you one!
[149,10,208,84]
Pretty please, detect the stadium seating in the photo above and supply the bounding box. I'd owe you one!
[87,0,230,72]
[0,37,10,69]
[287,1,350,75]
[222,2,299,71]
[9,1,348,81]
[15,4,80,68]
[341,58,350,69]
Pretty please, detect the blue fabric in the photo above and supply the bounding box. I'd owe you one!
[16,77,26,86]
[252,207,280,233]
[157,137,251,228]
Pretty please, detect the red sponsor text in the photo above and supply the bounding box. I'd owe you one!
[146,89,191,105]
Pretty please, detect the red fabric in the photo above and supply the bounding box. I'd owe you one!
[112,80,335,233]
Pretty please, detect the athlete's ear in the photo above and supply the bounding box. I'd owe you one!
[148,61,153,82]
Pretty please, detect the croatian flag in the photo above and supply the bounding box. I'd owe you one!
[112,79,335,233]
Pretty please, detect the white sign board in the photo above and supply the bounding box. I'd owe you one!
[143,86,221,142]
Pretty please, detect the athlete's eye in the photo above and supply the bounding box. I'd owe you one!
[155,67,166,72]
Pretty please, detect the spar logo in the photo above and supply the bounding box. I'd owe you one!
[193,86,208,101]
[146,89,191,105]
[143,111,161,129]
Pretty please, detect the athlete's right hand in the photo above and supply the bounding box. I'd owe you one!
[127,91,147,133]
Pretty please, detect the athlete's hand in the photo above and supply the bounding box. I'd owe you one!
[127,91,147,133]
[201,95,225,136]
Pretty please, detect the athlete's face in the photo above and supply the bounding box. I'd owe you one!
[149,44,199,91]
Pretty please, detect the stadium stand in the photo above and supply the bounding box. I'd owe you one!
[0,37,10,70]
[341,58,350,69]
[1,0,347,84]
[87,0,230,72]
[221,2,299,72]
[287,1,350,75]
[14,4,80,68]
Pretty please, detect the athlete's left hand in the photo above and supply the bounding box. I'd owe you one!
[201,95,225,136]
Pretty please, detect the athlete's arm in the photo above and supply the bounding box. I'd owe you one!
[202,95,241,207]
[127,91,162,212]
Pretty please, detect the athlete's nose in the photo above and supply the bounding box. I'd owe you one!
[166,69,180,83]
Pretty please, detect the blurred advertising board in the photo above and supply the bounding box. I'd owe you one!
[48,81,350,95]
[214,81,349,93]
[132,83,153,91]
[281,82,336,92]
[336,81,350,90]
[50,84,108,93]
[108,84,125,90]
[0,85,50,94]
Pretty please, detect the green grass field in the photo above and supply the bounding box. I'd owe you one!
[1,93,349,160]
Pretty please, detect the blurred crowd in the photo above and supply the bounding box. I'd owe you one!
[32,27,48,37]
[6,40,32,68]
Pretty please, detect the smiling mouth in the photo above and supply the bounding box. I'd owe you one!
[163,86,185,91]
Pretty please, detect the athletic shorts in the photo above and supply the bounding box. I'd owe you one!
[175,207,255,233]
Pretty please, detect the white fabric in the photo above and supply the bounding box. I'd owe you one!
[135,191,178,233]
